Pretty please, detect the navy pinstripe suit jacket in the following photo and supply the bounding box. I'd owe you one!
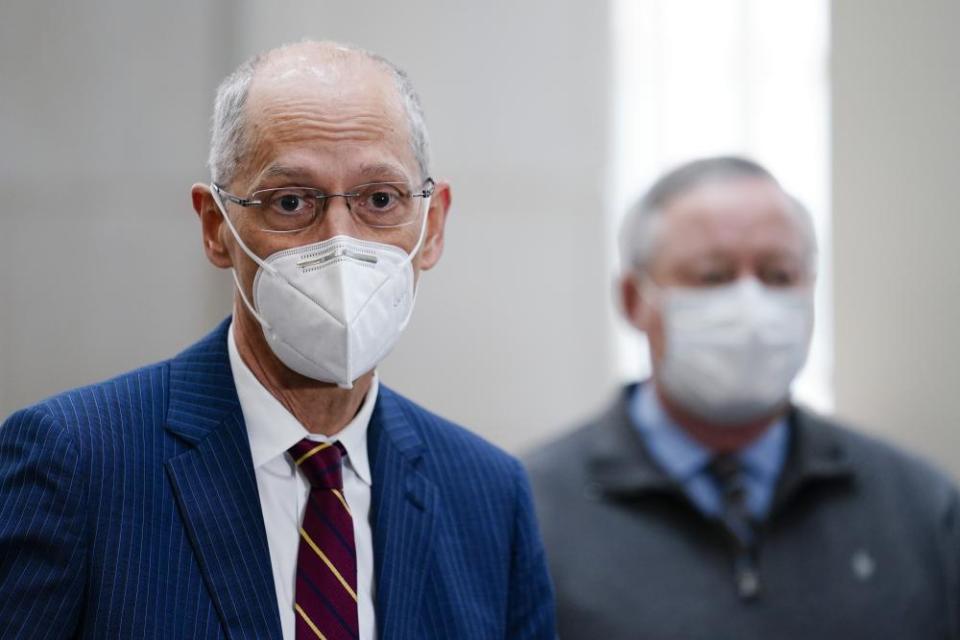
[0,320,556,639]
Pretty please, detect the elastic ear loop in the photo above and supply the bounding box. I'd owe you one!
[210,185,277,331]
[396,195,431,333]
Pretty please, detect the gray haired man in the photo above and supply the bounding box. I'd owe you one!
[0,41,555,639]
[526,156,960,639]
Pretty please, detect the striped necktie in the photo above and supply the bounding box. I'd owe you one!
[288,440,359,640]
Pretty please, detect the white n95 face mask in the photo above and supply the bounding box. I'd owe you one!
[652,277,813,425]
[212,185,430,388]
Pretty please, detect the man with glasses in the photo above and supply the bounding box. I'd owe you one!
[0,41,555,639]
[527,156,960,639]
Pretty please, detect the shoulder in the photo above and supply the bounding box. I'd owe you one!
[522,421,613,520]
[0,362,173,535]
[1,320,232,444]
[524,390,626,491]
[525,420,605,478]
[2,361,170,443]
[378,384,526,492]
[800,409,959,515]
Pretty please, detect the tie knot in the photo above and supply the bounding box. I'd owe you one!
[288,440,345,489]
[708,454,747,499]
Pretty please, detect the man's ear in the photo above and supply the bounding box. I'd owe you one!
[620,271,650,331]
[416,180,452,272]
[191,183,233,269]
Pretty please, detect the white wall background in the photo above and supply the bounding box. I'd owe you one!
[0,0,234,420]
[832,0,960,478]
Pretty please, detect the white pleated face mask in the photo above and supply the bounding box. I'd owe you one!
[212,185,430,388]
[650,277,813,425]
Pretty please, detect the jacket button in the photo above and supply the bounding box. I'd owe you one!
[737,568,761,600]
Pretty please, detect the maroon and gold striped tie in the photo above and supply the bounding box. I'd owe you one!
[288,440,359,640]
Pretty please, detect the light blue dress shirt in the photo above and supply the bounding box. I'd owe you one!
[629,383,788,520]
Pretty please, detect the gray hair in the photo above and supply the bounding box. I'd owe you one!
[207,41,431,186]
[618,155,818,274]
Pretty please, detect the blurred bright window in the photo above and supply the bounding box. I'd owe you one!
[608,0,832,411]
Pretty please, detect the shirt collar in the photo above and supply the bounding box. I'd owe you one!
[630,382,788,483]
[227,320,375,486]
[631,383,710,481]
[740,415,789,484]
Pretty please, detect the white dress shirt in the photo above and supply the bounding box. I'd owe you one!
[228,322,377,640]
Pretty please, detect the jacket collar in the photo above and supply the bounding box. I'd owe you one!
[586,384,678,498]
[161,319,448,638]
[586,383,854,509]
[163,318,283,640]
[366,385,437,640]
[165,317,242,445]
[770,407,855,516]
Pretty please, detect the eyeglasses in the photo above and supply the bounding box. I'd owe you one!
[212,178,435,233]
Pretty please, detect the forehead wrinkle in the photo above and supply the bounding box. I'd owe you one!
[260,163,309,180]
[356,161,411,180]
[249,95,407,149]
[242,152,414,195]
[249,63,406,119]
[255,92,401,119]
[259,118,392,144]
[252,161,410,187]
[236,62,417,186]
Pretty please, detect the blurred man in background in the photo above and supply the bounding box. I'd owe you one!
[0,41,554,640]
[527,156,960,639]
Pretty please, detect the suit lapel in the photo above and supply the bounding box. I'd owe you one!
[368,387,439,640]
[164,320,283,640]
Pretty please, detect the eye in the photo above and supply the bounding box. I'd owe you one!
[278,194,302,212]
[694,267,736,286]
[702,271,729,285]
[372,192,393,208]
[758,261,803,287]
[359,184,404,211]
[266,189,315,216]
[760,268,796,287]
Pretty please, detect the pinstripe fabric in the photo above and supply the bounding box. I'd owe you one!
[0,318,557,639]
[367,386,556,639]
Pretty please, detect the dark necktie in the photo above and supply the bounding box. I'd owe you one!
[288,440,359,640]
[708,454,761,600]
